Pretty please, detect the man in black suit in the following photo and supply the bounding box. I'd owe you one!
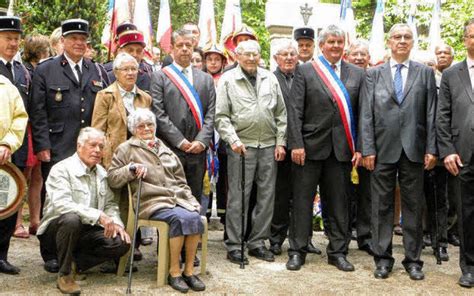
[286,24,365,271]
[359,23,437,280]
[30,18,108,273]
[437,18,474,288]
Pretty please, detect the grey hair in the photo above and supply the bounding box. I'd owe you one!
[235,40,261,55]
[273,38,298,56]
[318,24,345,44]
[77,127,105,146]
[388,23,412,38]
[434,43,454,55]
[464,18,474,36]
[171,29,194,45]
[347,39,369,54]
[113,52,138,71]
[127,108,156,135]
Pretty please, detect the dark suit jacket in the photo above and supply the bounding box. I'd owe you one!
[150,65,215,149]
[359,60,437,164]
[437,60,474,164]
[30,54,108,162]
[288,60,365,162]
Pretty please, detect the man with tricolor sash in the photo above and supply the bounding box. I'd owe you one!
[150,29,216,204]
[286,24,365,272]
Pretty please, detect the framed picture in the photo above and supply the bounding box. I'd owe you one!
[0,162,27,220]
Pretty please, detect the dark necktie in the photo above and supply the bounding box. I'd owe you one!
[75,64,82,84]
[331,64,337,71]
[5,61,13,79]
[284,73,293,90]
[394,64,404,103]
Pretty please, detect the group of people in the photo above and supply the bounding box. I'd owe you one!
[1,11,474,294]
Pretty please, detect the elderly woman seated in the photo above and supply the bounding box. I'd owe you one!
[108,108,205,293]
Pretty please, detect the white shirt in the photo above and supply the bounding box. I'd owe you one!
[172,62,193,86]
[466,57,474,90]
[64,53,84,82]
[390,58,410,90]
[117,84,137,114]
[320,56,342,79]
[0,57,14,80]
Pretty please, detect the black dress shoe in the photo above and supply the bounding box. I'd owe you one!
[328,257,355,272]
[459,273,474,288]
[193,256,200,267]
[306,242,322,254]
[448,233,460,247]
[358,244,375,256]
[269,244,282,255]
[248,246,275,262]
[374,266,390,279]
[286,254,305,271]
[423,234,432,248]
[227,250,249,265]
[168,274,189,293]
[0,260,20,275]
[182,274,206,291]
[44,259,59,273]
[407,266,424,280]
[433,247,449,261]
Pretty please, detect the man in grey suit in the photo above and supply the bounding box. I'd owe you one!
[150,29,215,201]
[359,23,437,280]
[286,25,365,272]
[437,18,474,288]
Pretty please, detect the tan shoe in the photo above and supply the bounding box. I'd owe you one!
[57,274,81,294]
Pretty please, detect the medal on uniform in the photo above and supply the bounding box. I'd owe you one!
[55,88,62,102]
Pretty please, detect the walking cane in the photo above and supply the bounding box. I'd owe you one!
[430,170,442,265]
[240,153,246,269]
[127,165,143,294]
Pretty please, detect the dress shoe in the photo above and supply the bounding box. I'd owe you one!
[269,244,282,255]
[448,233,460,247]
[57,274,81,294]
[44,259,59,273]
[167,274,189,293]
[227,250,249,265]
[182,274,206,291]
[407,266,424,280]
[459,273,474,288]
[328,257,355,272]
[29,223,38,235]
[374,266,391,279]
[0,260,20,275]
[306,242,322,254]
[133,248,143,261]
[358,244,374,256]
[193,255,200,267]
[286,254,305,271]
[423,234,432,248]
[248,246,275,262]
[393,224,403,236]
[433,247,449,261]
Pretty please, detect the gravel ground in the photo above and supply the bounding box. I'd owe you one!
[0,226,470,295]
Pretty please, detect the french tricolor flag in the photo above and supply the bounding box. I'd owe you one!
[156,0,172,54]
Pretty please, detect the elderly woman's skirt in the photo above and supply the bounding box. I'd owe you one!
[149,206,204,238]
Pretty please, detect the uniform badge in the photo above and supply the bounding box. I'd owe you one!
[55,88,63,102]
[92,80,103,88]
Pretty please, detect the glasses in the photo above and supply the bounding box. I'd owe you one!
[136,122,155,130]
[117,67,138,73]
[277,52,297,58]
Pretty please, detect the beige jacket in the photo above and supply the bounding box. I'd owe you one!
[92,81,151,168]
[108,137,200,219]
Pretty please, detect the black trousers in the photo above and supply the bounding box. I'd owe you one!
[288,154,351,259]
[270,151,292,246]
[0,212,17,260]
[458,155,474,274]
[447,174,460,237]
[38,213,129,275]
[356,167,372,249]
[371,152,424,269]
[174,150,206,202]
[423,167,448,248]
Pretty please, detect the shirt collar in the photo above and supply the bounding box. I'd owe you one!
[64,53,83,70]
[390,58,410,69]
[466,57,474,69]
[172,61,192,74]
[71,153,107,180]
[0,57,13,66]
[117,83,137,97]
[320,55,342,69]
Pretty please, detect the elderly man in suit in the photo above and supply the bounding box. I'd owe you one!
[359,23,437,280]
[150,29,215,203]
[286,24,365,272]
[437,18,474,288]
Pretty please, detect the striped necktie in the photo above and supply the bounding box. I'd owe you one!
[394,64,404,103]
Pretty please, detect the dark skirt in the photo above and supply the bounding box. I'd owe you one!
[149,206,204,238]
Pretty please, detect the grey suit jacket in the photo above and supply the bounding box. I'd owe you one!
[288,60,365,162]
[150,66,216,148]
[359,60,437,164]
[437,60,474,164]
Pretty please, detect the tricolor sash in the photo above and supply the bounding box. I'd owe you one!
[162,64,204,130]
[311,56,356,154]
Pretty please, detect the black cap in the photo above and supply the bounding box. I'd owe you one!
[116,21,137,37]
[61,19,89,36]
[0,16,22,33]
[294,27,315,41]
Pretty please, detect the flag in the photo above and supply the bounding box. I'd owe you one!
[101,0,131,59]
[220,0,242,44]
[369,0,385,65]
[198,0,217,48]
[428,0,441,53]
[407,1,419,55]
[156,0,172,54]
[133,0,153,59]
[339,0,356,46]
[7,0,14,16]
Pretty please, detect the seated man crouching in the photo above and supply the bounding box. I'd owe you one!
[108,108,205,293]
[37,127,130,294]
